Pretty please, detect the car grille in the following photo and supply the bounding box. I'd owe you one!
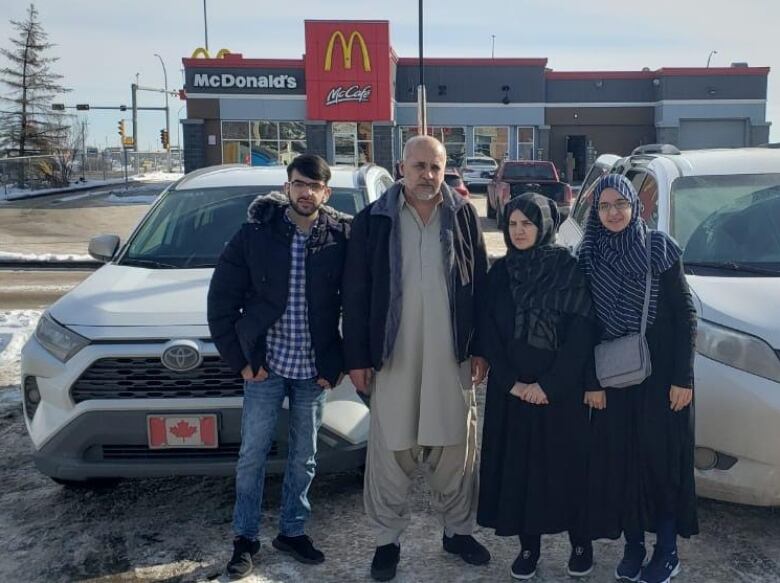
[102,444,241,460]
[100,441,279,461]
[71,356,244,402]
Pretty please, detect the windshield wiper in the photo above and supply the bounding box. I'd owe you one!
[120,258,180,269]
[684,261,780,276]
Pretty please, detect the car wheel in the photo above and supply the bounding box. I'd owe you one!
[51,477,120,489]
[487,196,496,219]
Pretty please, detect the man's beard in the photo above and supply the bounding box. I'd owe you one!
[403,179,440,201]
[289,198,320,218]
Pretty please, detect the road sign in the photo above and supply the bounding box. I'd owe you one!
[122,137,135,147]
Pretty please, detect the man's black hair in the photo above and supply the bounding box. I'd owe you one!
[287,154,331,183]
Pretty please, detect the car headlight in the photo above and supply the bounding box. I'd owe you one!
[34,313,90,362]
[696,319,780,383]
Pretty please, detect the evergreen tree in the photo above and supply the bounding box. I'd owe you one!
[0,3,70,157]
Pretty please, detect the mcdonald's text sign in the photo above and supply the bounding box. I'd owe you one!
[305,21,392,121]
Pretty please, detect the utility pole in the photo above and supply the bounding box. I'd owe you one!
[154,54,172,172]
[203,0,209,51]
[80,121,86,181]
[417,0,427,134]
[491,34,496,59]
[131,83,139,174]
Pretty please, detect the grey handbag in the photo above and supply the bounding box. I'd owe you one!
[594,233,653,388]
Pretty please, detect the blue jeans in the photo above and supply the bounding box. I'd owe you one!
[232,371,326,540]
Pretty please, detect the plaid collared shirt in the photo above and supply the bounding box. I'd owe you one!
[265,212,318,379]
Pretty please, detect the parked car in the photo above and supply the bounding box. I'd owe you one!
[486,160,573,226]
[20,163,394,486]
[444,168,470,198]
[559,145,780,507]
[459,155,498,189]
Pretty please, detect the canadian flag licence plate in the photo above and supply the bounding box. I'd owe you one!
[147,414,218,449]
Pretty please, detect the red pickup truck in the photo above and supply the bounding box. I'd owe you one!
[485,161,573,227]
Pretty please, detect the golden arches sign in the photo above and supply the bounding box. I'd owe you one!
[190,48,232,59]
[324,31,372,73]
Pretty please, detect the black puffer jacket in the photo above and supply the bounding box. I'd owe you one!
[207,193,350,386]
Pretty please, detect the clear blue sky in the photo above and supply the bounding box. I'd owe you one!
[2,0,777,151]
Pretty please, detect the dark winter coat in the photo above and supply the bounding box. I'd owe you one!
[207,193,350,387]
[342,182,488,371]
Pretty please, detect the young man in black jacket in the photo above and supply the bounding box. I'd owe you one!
[207,154,349,579]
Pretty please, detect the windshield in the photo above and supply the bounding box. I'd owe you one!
[502,164,556,181]
[122,185,363,269]
[465,158,496,167]
[671,173,780,274]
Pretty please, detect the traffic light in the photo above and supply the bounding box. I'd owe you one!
[118,120,126,138]
[160,129,169,149]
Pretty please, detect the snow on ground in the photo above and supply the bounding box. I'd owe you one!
[0,251,93,263]
[0,171,182,202]
[0,310,40,392]
[0,305,778,581]
[104,192,161,204]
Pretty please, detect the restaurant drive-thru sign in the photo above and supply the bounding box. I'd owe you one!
[305,21,392,121]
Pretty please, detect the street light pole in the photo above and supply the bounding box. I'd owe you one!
[203,0,209,52]
[706,50,718,68]
[417,0,427,134]
[154,53,172,172]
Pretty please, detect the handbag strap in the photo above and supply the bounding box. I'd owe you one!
[640,231,653,336]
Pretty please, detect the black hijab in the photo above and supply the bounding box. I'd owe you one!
[503,193,593,350]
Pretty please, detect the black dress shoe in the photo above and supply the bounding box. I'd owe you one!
[272,534,325,564]
[443,533,491,565]
[371,542,401,581]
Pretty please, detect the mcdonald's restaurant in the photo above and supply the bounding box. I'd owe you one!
[181,19,771,182]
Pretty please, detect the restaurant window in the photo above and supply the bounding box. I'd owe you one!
[333,122,373,166]
[251,121,306,166]
[222,121,306,165]
[473,127,509,161]
[517,127,536,160]
[400,126,466,167]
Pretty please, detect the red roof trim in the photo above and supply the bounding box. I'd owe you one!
[546,71,654,80]
[656,67,770,77]
[396,58,548,67]
[546,67,770,80]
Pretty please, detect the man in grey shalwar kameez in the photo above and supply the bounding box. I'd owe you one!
[343,136,490,581]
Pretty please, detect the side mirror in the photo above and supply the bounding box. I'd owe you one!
[88,234,121,263]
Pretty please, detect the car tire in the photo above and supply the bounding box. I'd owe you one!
[487,196,496,219]
[51,477,120,489]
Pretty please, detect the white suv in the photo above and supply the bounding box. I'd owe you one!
[21,163,393,486]
[559,145,780,506]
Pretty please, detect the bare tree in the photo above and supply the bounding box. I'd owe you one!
[0,3,70,157]
[36,117,84,187]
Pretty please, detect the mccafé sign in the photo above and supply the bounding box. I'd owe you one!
[304,21,392,122]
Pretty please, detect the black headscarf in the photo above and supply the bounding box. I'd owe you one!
[503,193,593,350]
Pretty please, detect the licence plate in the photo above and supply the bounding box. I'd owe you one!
[147,414,218,449]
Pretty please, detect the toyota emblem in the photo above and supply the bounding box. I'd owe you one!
[161,340,203,372]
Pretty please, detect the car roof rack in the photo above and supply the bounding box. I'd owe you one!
[631,144,681,156]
